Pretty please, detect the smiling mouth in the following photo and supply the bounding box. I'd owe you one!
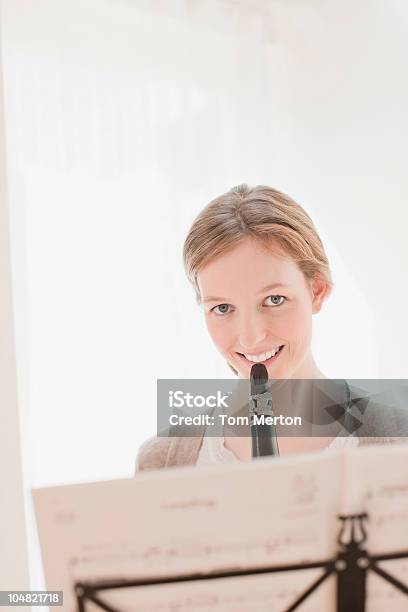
[236,345,285,367]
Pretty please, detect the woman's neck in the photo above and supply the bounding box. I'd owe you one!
[288,353,327,380]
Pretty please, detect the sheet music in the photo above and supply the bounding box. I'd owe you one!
[341,444,408,612]
[33,452,341,611]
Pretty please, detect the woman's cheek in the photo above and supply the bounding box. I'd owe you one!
[205,315,230,352]
[287,309,313,349]
[266,308,299,340]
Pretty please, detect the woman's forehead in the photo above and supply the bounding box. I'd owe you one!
[197,238,304,300]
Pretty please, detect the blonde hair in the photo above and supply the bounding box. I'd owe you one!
[183,184,333,303]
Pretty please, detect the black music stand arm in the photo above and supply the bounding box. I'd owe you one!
[368,550,408,597]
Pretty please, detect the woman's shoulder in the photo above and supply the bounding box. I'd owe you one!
[135,436,173,473]
[135,434,204,473]
[347,380,408,439]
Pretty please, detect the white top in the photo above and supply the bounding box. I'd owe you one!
[197,434,359,466]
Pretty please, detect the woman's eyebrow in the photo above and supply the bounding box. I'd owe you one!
[258,282,290,293]
[202,282,290,303]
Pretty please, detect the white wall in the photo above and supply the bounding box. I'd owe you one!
[267,0,408,379]
[1,0,407,590]
[0,5,30,596]
[3,0,402,487]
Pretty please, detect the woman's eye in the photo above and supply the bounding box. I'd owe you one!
[265,295,286,307]
[212,303,231,315]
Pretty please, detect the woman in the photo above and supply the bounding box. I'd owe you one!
[136,184,406,471]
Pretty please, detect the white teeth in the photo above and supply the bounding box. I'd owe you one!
[243,346,281,362]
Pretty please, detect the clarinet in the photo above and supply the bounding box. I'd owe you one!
[249,363,280,458]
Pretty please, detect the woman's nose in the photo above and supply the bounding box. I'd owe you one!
[238,313,267,351]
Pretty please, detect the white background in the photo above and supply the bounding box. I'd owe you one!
[0,0,407,592]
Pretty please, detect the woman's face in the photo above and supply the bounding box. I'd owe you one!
[197,237,327,379]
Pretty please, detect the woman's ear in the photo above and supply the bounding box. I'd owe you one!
[310,277,329,314]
